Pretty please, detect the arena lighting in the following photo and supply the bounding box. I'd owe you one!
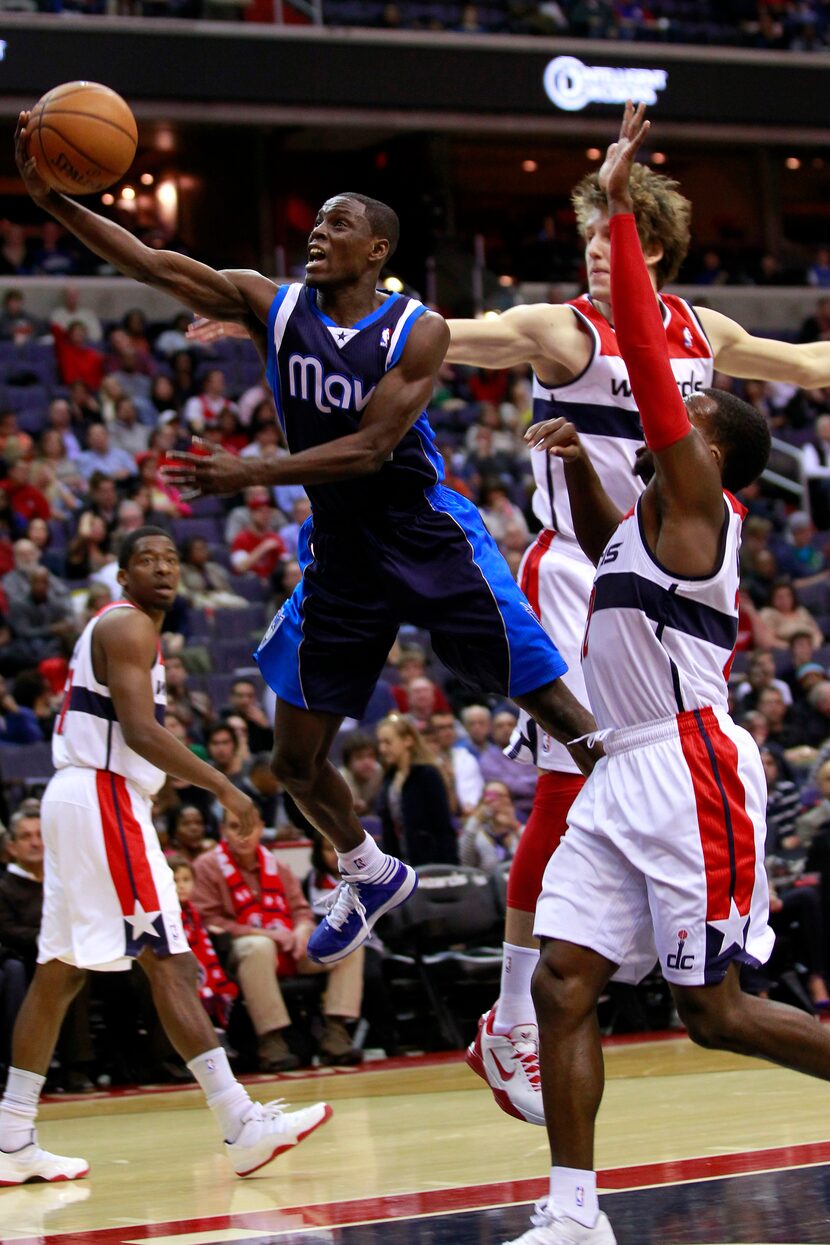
[382,276,404,293]
[101,193,115,206]
[482,310,500,320]
[651,151,667,165]
[586,147,602,160]
[121,186,136,201]
[498,275,515,287]
[785,157,802,170]
[140,173,154,186]
[522,159,538,173]
[543,55,668,113]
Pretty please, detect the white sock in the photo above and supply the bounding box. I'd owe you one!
[493,943,539,1034]
[187,1047,252,1144]
[337,832,386,879]
[0,1067,45,1153]
[550,1165,598,1229]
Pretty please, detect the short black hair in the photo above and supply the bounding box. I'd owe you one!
[701,388,771,494]
[206,721,237,750]
[336,193,400,261]
[342,729,377,766]
[118,525,175,569]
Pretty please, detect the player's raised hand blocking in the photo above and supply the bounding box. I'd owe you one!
[14,112,51,205]
[598,101,650,212]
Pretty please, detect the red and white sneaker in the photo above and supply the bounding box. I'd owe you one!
[466,1006,544,1126]
[0,1140,89,1185]
[225,1099,332,1177]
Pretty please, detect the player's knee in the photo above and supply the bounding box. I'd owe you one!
[37,960,87,1000]
[532,943,596,1026]
[674,995,739,1051]
[143,949,200,991]
[271,739,321,796]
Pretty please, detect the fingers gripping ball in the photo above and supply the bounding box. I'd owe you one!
[25,82,138,195]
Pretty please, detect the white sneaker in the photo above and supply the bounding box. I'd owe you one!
[466,1005,544,1125]
[0,1139,89,1186]
[225,1098,332,1177]
[503,1199,616,1244]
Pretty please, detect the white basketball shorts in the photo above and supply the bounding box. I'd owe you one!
[534,707,774,987]
[508,533,595,775]
[38,766,187,972]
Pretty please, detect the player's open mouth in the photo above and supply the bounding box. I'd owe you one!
[307,247,326,264]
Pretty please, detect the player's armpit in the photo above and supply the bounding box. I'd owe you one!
[698,305,830,387]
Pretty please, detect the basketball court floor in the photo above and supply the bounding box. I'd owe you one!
[2,1032,829,1245]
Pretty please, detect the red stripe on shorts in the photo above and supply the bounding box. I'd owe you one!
[96,770,160,916]
[520,529,554,620]
[678,708,754,921]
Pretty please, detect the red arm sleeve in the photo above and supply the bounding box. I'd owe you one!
[610,213,692,453]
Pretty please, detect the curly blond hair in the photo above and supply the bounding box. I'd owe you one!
[572,164,692,287]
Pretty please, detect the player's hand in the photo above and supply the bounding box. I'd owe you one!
[163,437,257,498]
[525,416,583,461]
[14,112,51,205]
[186,317,251,345]
[219,784,259,837]
[598,101,650,211]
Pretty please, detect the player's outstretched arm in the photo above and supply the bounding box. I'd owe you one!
[15,113,276,326]
[604,104,724,572]
[165,311,450,497]
[525,416,621,564]
[96,609,257,834]
[696,306,830,388]
[446,304,586,372]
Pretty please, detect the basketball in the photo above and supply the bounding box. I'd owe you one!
[25,81,137,196]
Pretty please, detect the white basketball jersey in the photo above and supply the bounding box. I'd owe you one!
[531,294,714,553]
[53,602,167,796]
[582,494,745,731]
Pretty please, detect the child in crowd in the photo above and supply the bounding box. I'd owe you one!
[171,857,238,1030]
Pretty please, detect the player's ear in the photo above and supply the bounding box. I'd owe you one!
[643,241,664,271]
[370,237,389,264]
[117,566,128,593]
[709,441,723,472]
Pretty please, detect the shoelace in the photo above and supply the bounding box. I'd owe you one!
[529,1198,556,1229]
[323,869,372,933]
[512,1035,541,1090]
[249,1097,288,1122]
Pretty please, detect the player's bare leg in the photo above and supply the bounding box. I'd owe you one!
[467,767,584,1128]
[0,960,90,1184]
[673,962,830,1075]
[272,698,418,964]
[501,939,618,1244]
[138,949,331,1176]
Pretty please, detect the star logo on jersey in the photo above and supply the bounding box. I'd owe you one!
[124,900,162,941]
[326,325,359,349]
[707,898,749,958]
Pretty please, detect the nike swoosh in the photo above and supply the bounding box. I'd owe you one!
[490,1051,516,1082]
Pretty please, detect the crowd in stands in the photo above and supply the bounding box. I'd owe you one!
[13,0,830,50]
[2,272,830,1089]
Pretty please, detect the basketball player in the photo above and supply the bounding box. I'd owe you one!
[15,115,598,969]
[450,136,830,1130]
[0,527,332,1185]
[504,104,830,1245]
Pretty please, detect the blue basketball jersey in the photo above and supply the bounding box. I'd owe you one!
[265,284,444,522]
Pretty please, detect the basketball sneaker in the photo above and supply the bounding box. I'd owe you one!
[306,858,417,964]
[466,1006,544,1126]
[502,1201,616,1244]
[0,1138,89,1185]
[225,1098,333,1177]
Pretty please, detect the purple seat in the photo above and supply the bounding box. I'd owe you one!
[189,496,225,518]
[213,605,267,636]
[0,741,55,785]
[211,637,258,672]
[171,517,223,546]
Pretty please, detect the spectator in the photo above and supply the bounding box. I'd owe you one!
[460,780,522,873]
[799,296,830,344]
[0,461,51,530]
[206,722,245,787]
[80,472,120,543]
[376,713,458,866]
[0,224,29,276]
[64,512,114,582]
[238,380,271,428]
[279,496,312,560]
[757,685,805,751]
[0,674,44,742]
[0,807,94,1090]
[109,397,151,458]
[462,704,537,820]
[694,249,730,286]
[230,495,287,580]
[154,312,193,358]
[0,411,32,467]
[760,580,825,649]
[135,451,190,519]
[164,653,213,738]
[36,428,86,505]
[339,730,383,817]
[29,221,78,277]
[808,246,830,288]
[775,511,828,584]
[0,290,43,344]
[389,643,451,716]
[240,416,283,464]
[3,538,68,606]
[735,650,793,714]
[216,410,248,455]
[77,425,137,484]
[407,677,449,732]
[8,567,75,664]
[192,809,364,1070]
[47,398,83,459]
[179,536,246,611]
[222,678,273,754]
[736,589,777,653]
[24,517,63,579]
[429,710,485,815]
[225,486,286,545]
[104,329,155,401]
[165,805,215,864]
[478,480,529,546]
[49,284,103,343]
[171,856,238,1030]
[236,753,312,839]
[183,369,237,433]
[51,320,105,390]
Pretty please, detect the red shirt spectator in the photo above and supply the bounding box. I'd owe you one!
[1,462,50,526]
[51,321,104,390]
[231,497,287,579]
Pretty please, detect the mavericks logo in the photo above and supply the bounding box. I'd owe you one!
[288,353,375,414]
[543,56,668,113]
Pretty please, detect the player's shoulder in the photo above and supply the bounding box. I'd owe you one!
[402,306,450,357]
[94,604,156,647]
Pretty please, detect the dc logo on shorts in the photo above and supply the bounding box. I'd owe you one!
[667,928,695,971]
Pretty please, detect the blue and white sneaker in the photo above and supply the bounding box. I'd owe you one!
[306,857,418,964]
